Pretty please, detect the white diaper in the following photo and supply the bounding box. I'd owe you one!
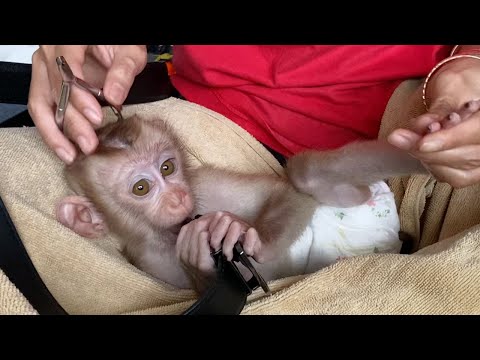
[254,181,402,281]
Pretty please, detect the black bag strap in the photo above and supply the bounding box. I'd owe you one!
[0,195,68,315]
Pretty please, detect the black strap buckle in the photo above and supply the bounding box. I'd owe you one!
[211,243,270,295]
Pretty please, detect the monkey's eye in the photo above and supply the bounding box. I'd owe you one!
[132,179,150,196]
[160,160,175,177]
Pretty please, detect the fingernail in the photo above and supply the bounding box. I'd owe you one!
[420,140,443,152]
[77,136,92,154]
[84,108,102,125]
[56,148,74,164]
[109,83,125,104]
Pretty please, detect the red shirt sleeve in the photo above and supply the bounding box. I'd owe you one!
[170,45,452,156]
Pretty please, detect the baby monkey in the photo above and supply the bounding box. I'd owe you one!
[56,115,428,293]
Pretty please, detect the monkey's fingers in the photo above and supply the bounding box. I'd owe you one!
[209,213,235,251]
[177,217,213,265]
[439,112,462,130]
[242,228,260,258]
[176,224,193,262]
[427,114,460,134]
[197,232,215,274]
[409,113,444,135]
[207,211,226,233]
[188,230,207,268]
[426,121,442,133]
[429,101,480,133]
[222,221,246,261]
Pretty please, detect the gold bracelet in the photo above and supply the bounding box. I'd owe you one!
[450,45,460,56]
[422,54,480,110]
[450,45,480,57]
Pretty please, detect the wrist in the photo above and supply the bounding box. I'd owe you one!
[423,47,480,110]
[451,45,480,56]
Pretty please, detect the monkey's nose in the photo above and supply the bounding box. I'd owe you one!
[166,190,187,209]
[175,190,187,205]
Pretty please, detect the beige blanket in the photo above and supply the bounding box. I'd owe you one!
[1,79,480,315]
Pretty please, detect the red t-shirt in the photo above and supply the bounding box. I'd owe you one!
[170,45,452,156]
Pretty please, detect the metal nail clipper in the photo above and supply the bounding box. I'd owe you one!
[55,56,123,128]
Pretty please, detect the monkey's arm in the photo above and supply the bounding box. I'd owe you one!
[191,167,318,264]
[286,139,428,207]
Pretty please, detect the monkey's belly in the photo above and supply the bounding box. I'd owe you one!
[253,181,402,281]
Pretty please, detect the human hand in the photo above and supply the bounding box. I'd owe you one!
[388,56,480,188]
[27,45,147,164]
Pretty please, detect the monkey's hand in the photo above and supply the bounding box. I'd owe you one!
[207,211,262,262]
[176,217,217,294]
[177,211,264,292]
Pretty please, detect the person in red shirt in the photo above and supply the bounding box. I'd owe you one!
[170,45,451,156]
[28,45,480,188]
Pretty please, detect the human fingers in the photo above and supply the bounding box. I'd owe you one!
[62,103,99,155]
[28,50,77,163]
[387,128,423,152]
[424,163,480,188]
[411,145,480,171]
[102,45,147,106]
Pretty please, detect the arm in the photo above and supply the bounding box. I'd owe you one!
[286,139,427,207]
[388,44,480,188]
[175,168,318,291]
[28,45,147,164]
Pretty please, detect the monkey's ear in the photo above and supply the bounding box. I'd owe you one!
[56,196,108,238]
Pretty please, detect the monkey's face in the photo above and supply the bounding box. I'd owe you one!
[118,151,195,230]
[67,116,196,233]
